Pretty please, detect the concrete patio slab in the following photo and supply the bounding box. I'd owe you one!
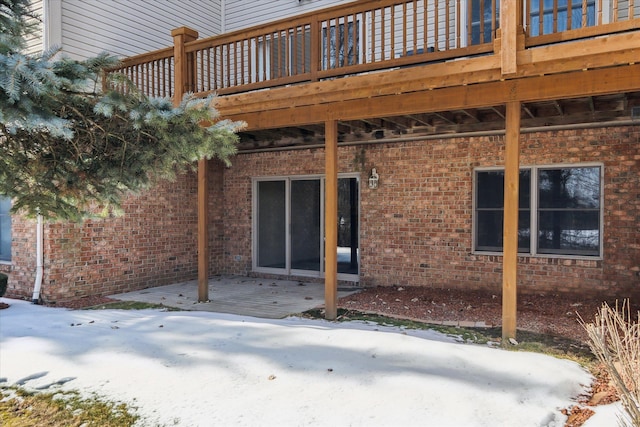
[110,275,360,319]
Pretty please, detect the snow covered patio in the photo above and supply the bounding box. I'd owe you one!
[0,298,626,426]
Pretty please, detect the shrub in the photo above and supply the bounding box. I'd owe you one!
[582,300,640,427]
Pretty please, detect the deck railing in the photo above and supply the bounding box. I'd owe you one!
[109,47,174,98]
[107,0,640,99]
[526,0,640,46]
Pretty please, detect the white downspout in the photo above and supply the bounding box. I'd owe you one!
[32,215,43,304]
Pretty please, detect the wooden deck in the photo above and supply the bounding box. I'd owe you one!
[108,0,640,337]
[108,0,640,149]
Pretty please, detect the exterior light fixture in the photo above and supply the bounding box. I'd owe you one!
[368,168,379,189]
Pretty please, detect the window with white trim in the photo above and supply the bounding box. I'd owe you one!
[474,165,602,257]
[0,197,11,262]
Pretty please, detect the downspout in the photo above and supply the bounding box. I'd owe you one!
[32,215,43,304]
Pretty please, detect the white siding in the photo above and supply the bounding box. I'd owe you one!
[224,0,355,32]
[59,0,222,60]
[616,0,640,20]
[24,0,44,54]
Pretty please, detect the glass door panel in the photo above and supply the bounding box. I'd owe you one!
[337,177,359,275]
[291,179,321,272]
[257,181,286,269]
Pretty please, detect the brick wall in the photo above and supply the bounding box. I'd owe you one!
[222,126,639,298]
[3,163,227,304]
[4,127,638,303]
[2,217,35,300]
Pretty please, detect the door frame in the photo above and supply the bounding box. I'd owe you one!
[251,173,360,282]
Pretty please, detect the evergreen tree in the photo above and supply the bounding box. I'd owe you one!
[0,0,244,221]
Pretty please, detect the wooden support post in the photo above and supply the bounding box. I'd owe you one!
[324,120,338,320]
[171,27,199,98]
[172,27,209,302]
[498,0,523,76]
[502,101,521,342]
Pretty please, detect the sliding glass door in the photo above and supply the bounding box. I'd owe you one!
[290,179,321,272]
[254,175,359,281]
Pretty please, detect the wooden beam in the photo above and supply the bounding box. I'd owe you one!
[324,120,338,320]
[502,101,521,342]
[458,109,480,123]
[407,114,433,127]
[553,100,564,116]
[522,104,535,119]
[217,30,640,124]
[224,64,640,130]
[491,106,506,119]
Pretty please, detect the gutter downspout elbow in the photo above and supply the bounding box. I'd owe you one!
[32,215,43,304]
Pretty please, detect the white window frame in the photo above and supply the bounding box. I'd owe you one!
[472,163,604,259]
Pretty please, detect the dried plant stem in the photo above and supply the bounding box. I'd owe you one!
[582,300,640,427]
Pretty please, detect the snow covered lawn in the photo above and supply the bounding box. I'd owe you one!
[0,298,621,426]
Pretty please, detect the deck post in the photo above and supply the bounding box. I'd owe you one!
[172,27,210,302]
[502,101,521,342]
[324,119,338,320]
[497,0,523,76]
[171,27,198,98]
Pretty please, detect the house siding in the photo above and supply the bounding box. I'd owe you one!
[220,126,640,298]
[24,0,44,54]
[224,0,355,31]
[59,0,221,60]
[25,1,221,59]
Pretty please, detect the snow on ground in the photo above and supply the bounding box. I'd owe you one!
[0,298,619,426]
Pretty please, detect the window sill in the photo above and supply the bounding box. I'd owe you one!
[471,251,603,262]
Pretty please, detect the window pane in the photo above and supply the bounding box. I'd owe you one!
[529,0,595,36]
[476,210,530,252]
[538,167,600,209]
[291,180,321,271]
[257,181,286,269]
[538,211,600,255]
[476,210,503,249]
[470,0,499,44]
[475,169,530,253]
[338,178,359,275]
[476,170,530,209]
[476,171,504,208]
[0,197,10,261]
[322,21,359,69]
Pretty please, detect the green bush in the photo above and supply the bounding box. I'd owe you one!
[0,272,7,297]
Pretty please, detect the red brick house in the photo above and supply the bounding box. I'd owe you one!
[4,1,639,336]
